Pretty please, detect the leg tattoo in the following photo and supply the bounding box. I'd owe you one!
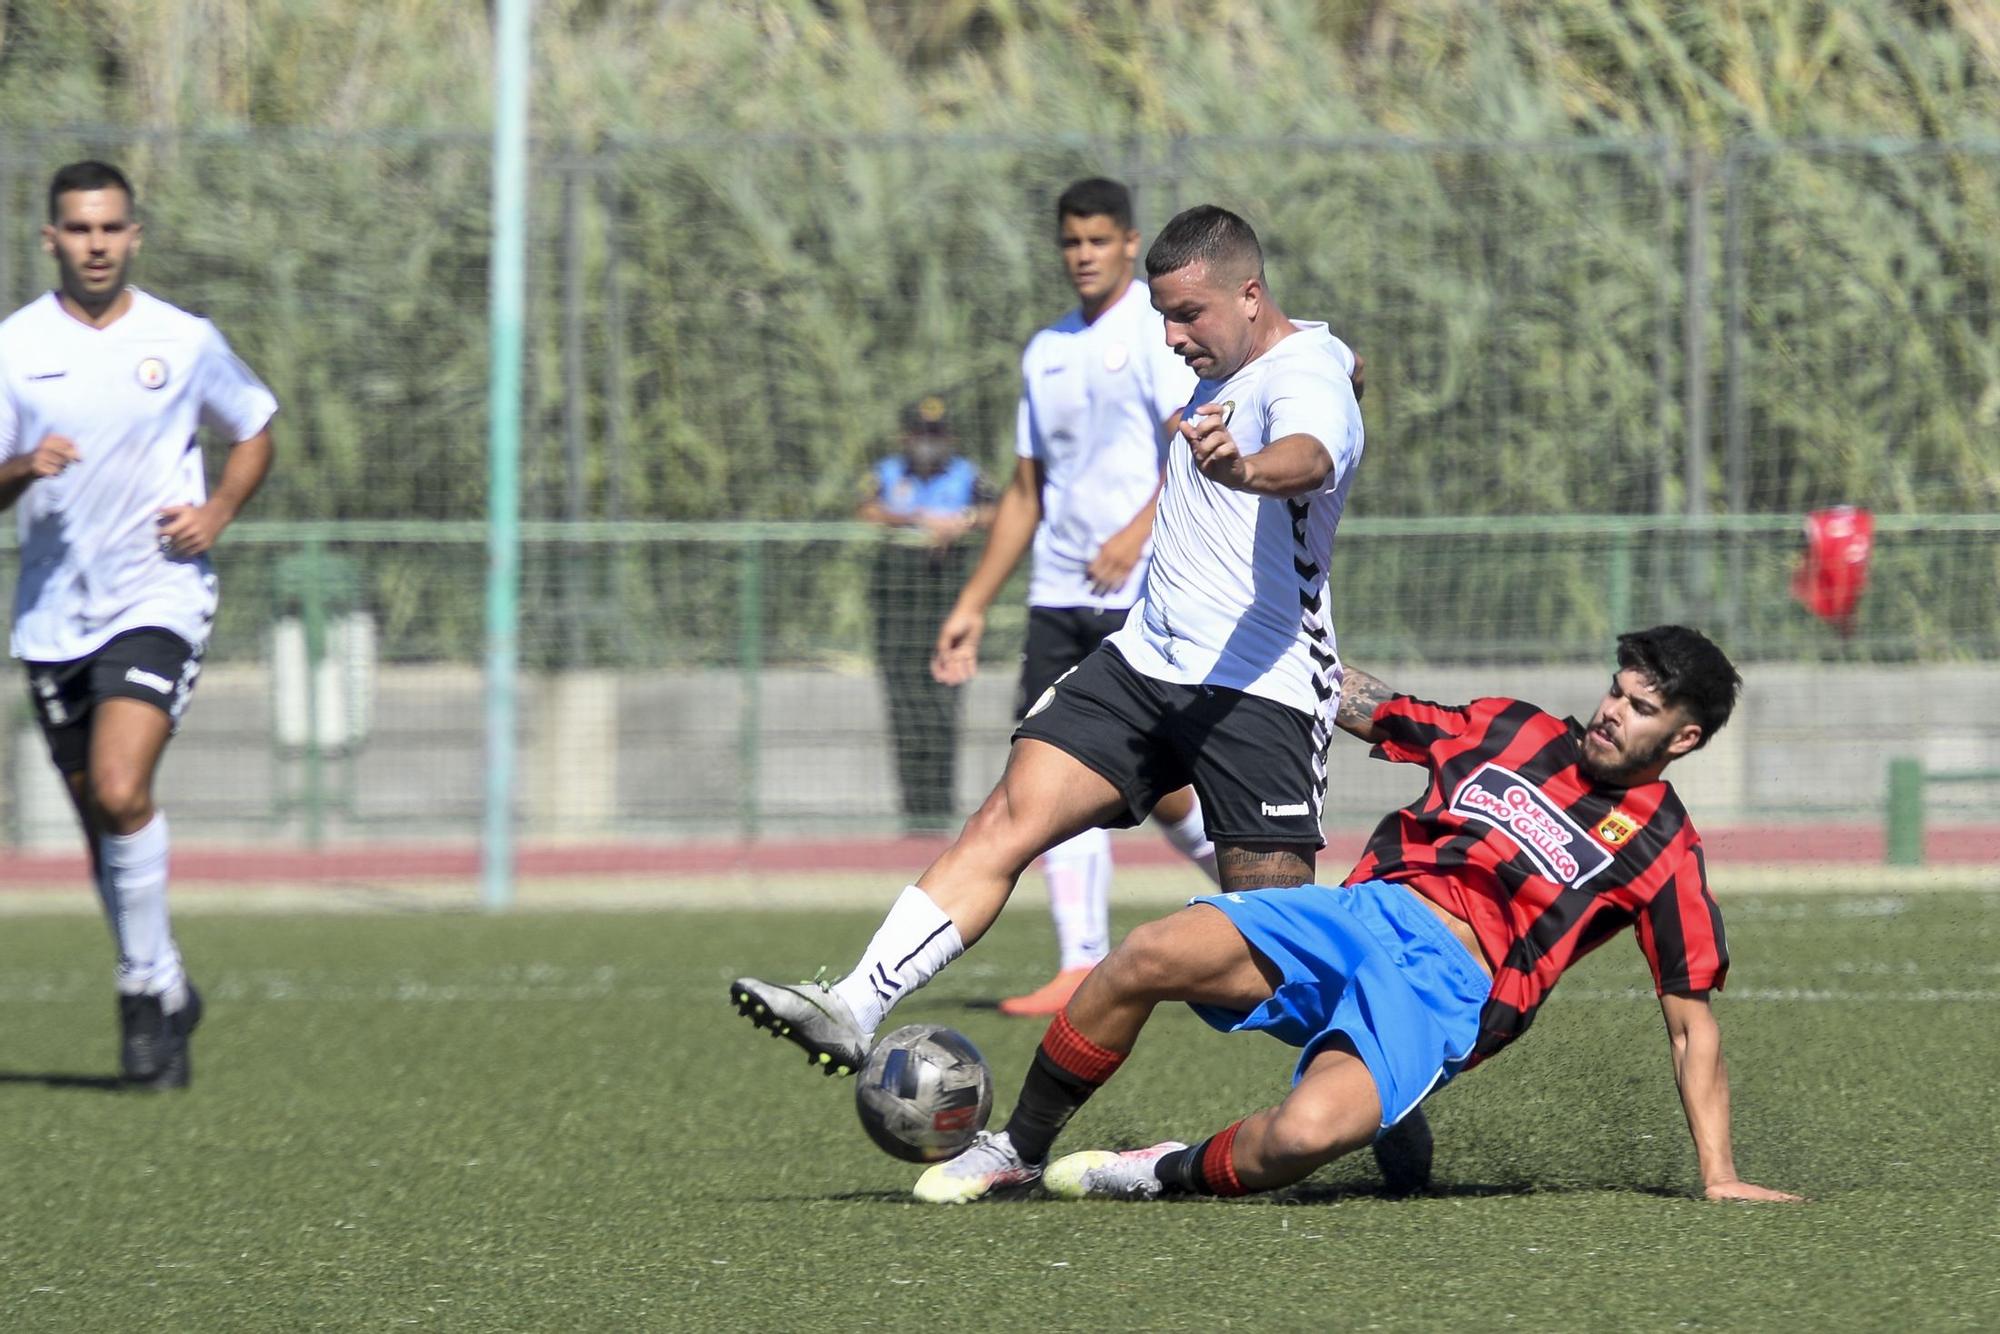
[1215,843,1315,892]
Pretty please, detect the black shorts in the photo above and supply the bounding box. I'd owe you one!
[1015,605,1132,720]
[1013,642,1327,848]
[24,628,204,774]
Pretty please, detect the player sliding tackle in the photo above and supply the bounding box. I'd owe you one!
[910,627,1804,1205]
[730,202,1385,1092]
[734,201,1434,1186]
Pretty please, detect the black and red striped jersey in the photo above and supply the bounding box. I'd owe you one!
[1343,694,1728,1064]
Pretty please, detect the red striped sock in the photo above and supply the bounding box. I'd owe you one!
[1040,1010,1126,1086]
[1002,1011,1131,1163]
[1198,1120,1248,1196]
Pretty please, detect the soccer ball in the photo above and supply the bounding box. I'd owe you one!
[854,1024,994,1163]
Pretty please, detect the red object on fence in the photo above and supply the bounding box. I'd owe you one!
[1792,505,1874,633]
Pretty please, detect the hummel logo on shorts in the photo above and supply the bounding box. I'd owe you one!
[124,666,174,694]
[1261,801,1309,817]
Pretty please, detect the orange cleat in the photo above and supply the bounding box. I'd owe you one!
[998,966,1095,1017]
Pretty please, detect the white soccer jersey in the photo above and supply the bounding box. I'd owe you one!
[0,289,278,662]
[1108,321,1362,718]
[1016,280,1197,610]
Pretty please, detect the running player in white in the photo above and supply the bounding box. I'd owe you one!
[0,161,277,1089]
[930,178,1215,1017]
[733,204,1367,1068]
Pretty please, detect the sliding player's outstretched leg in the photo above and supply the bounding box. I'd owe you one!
[1042,1140,1186,1200]
[729,737,1128,1077]
[1049,1040,1384,1201]
[915,901,1278,1202]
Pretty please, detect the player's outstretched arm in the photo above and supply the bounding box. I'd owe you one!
[1660,991,1803,1203]
[933,456,1042,686]
[155,428,273,558]
[1333,665,1397,743]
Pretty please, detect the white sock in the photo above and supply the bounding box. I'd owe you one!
[100,811,188,1011]
[829,885,964,1039]
[1042,827,1112,971]
[1159,794,1219,885]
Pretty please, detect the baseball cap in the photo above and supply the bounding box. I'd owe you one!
[900,394,955,438]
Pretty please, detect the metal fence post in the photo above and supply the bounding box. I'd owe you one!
[1721,143,1749,653]
[1655,141,1677,521]
[1652,142,1679,624]
[599,159,635,665]
[1886,757,1924,866]
[301,535,327,848]
[0,146,13,312]
[1608,527,1634,640]
[1162,136,1186,224]
[560,153,589,666]
[738,535,764,839]
[1683,144,1712,621]
[482,0,531,912]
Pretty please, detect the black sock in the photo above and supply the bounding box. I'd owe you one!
[1153,1140,1210,1194]
[1001,1047,1099,1164]
[1152,1121,1248,1196]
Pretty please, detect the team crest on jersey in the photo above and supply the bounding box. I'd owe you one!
[136,357,169,389]
[1595,810,1640,847]
[1448,762,1614,887]
[1183,399,1236,432]
[1103,342,1129,372]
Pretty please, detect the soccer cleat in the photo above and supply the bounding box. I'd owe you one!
[728,974,870,1077]
[997,965,1094,1017]
[1044,1141,1187,1201]
[119,983,203,1091]
[1372,1106,1434,1195]
[912,1130,1042,1204]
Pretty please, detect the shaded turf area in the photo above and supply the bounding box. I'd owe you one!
[0,887,1994,1330]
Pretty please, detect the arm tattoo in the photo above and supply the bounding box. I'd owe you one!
[1217,844,1316,892]
[1335,665,1397,740]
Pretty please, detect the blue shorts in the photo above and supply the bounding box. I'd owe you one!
[1188,880,1489,1134]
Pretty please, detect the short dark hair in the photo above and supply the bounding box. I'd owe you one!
[48,160,135,222]
[1616,625,1741,748]
[1056,178,1133,231]
[1145,204,1263,284]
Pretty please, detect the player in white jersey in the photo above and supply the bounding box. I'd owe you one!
[930,178,1216,1017]
[0,162,277,1089]
[733,203,1373,1073]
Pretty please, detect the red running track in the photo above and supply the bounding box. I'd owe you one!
[1,824,1998,888]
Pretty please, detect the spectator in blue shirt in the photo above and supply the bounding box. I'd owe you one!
[860,395,995,833]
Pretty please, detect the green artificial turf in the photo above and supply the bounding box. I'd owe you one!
[0,887,1994,1331]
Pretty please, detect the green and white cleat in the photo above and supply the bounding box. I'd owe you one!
[913,1131,1042,1204]
[728,973,870,1077]
[1044,1141,1187,1201]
